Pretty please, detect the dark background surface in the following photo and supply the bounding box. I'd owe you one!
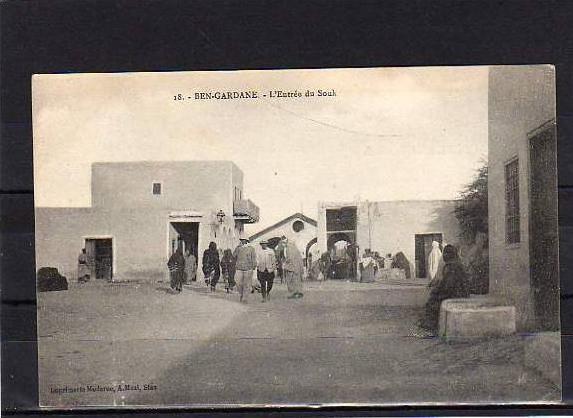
[1,0,573,415]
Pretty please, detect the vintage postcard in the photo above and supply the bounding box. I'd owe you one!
[33,65,561,408]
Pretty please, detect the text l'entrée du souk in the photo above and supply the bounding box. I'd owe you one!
[173,89,336,101]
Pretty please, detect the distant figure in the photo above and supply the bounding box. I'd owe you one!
[275,236,287,284]
[77,248,91,283]
[383,253,393,269]
[283,238,304,299]
[167,246,186,292]
[256,240,277,302]
[184,248,197,284]
[220,249,236,293]
[427,241,444,285]
[359,249,377,283]
[202,241,221,292]
[319,251,332,281]
[233,238,257,302]
[420,244,470,333]
[347,243,357,280]
[392,251,411,279]
[308,256,320,281]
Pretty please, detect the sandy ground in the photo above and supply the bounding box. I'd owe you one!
[37,279,561,408]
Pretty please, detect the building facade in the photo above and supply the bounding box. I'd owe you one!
[488,65,558,331]
[249,213,318,259]
[317,200,460,278]
[35,161,259,282]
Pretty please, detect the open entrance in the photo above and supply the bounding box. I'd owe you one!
[85,238,113,280]
[529,123,559,330]
[414,233,443,278]
[169,222,199,257]
[325,206,358,279]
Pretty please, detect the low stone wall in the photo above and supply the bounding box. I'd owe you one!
[439,298,516,338]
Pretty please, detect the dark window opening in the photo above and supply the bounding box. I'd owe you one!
[326,207,357,232]
[293,220,304,232]
[152,182,162,195]
[505,159,520,244]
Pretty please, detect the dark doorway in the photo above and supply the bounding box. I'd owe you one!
[414,233,443,278]
[326,206,358,280]
[529,124,559,331]
[85,238,113,280]
[169,222,199,257]
[326,232,356,280]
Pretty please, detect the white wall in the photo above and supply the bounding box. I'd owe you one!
[250,216,317,258]
[317,200,460,277]
[488,65,556,329]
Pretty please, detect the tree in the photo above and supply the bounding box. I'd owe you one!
[454,162,488,294]
[454,163,488,243]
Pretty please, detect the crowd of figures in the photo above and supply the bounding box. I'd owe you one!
[166,236,305,302]
[77,237,470,334]
[357,250,412,282]
[306,247,413,283]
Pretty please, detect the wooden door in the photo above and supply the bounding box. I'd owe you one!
[529,125,559,330]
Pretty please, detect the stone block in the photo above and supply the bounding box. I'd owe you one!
[439,298,516,338]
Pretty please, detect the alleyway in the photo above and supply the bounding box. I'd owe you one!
[38,280,560,408]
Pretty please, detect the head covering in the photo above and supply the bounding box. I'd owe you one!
[208,241,217,251]
[442,244,459,263]
[427,241,443,280]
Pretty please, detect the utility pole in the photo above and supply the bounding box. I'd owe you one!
[367,201,372,250]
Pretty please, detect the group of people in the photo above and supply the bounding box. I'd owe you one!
[357,250,412,282]
[316,244,357,281]
[166,246,197,292]
[167,235,305,302]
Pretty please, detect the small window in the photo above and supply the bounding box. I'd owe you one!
[293,220,304,233]
[505,159,520,244]
[152,182,162,195]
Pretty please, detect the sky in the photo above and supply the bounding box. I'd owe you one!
[32,66,488,234]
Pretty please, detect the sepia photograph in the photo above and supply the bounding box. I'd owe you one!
[32,65,561,408]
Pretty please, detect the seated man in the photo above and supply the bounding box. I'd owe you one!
[419,244,470,333]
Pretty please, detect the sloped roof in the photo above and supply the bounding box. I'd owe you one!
[249,213,317,241]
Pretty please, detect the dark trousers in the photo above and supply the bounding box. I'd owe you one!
[257,270,275,299]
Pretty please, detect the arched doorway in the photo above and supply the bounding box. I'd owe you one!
[305,237,318,259]
[326,233,356,280]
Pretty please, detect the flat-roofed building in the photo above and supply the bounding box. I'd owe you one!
[35,161,259,282]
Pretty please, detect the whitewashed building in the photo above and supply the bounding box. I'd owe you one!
[35,161,260,282]
[488,65,558,331]
[249,213,318,260]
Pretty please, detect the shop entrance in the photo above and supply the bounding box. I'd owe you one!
[169,222,199,257]
[85,238,113,280]
[325,206,358,280]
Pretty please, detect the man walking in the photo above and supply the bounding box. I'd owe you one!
[233,238,257,303]
[256,240,277,302]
